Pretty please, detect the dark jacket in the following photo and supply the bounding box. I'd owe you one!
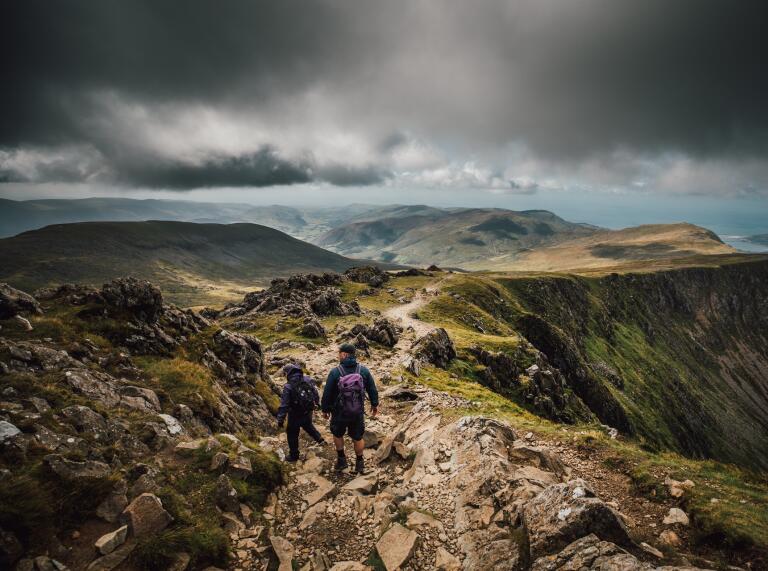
[321,356,378,416]
[276,365,320,423]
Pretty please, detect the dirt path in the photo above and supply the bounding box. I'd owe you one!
[382,276,449,337]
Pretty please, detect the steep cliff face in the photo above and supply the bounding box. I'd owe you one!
[496,258,768,470]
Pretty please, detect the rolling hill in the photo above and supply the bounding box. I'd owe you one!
[317,208,600,266]
[318,208,736,271]
[0,220,378,306]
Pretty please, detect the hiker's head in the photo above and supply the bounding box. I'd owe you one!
[338,343,356,362]
[283,363,303,381]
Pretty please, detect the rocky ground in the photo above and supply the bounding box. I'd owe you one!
[0,270,760,571]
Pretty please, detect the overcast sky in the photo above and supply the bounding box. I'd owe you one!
[2,1,768,226]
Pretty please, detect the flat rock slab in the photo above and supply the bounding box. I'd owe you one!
[376,523,419,571]
[305,475,334,506]
[94,525,128,555]
[86,543,135,571]
[343,473,378,495]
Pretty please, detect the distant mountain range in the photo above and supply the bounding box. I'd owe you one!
[0,220,377,306]
[0,198,743,280]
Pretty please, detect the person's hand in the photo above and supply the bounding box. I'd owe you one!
[371,406,379,418]
[323,412,331,420]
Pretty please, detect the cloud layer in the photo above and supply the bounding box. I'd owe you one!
[3,0,768,195]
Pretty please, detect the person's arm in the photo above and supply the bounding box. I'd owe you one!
[321,370,338,413]
[276,384,291,426]
[363,367,379,414]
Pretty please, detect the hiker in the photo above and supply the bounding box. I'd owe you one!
[321,343,379,474]
[277,363,325,462]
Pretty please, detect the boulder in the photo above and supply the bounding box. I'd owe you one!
[118,386,161,412]
[410,328,456,368]
[376,523,419,571]
[523,479,632,560]
[61,405,107,433]
[120,493,172,537]
[664,477,695,498]
[214,474,240,513]
[96,480,129,523]
[100,277,163,322]
[45,455,111,481]
[269,536,294,571]
[0,421,21,443]
[0,283,42,320]
[457,527,521,571]
[158,414,183,435]
[659,529,681,547]
[94,525,128,555]
[227,455,253,479]
[663,508,689,526]
[300,318,326,339]
[350,318,399,347]
[434,547,460,571]
[530,534,644,571]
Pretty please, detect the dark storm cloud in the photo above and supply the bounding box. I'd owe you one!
[2,0,768,191]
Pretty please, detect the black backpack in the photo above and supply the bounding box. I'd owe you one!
[291,377,316,413]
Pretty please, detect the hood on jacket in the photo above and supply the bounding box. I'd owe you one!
[340,355,358,369]
[283,363,304,382]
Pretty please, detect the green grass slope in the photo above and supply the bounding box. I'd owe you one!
[419,256,768,471]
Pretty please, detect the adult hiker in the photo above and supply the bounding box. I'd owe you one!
[277,363,325,462]
[321,343,379,474]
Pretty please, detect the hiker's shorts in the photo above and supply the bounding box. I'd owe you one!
[330,414,365,441]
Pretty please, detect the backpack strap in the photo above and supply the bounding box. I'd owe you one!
[356,364,361,375]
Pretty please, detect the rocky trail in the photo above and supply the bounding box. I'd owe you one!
[0,271,746,571]
[233,278,709,571]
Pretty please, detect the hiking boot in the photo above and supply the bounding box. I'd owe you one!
[335,455,348,471]
[287,453,300,463]
[355,456,365,474]
[314,438,326,446]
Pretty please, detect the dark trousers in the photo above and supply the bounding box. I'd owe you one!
[286,412,323,457]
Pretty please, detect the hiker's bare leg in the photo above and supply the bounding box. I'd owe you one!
[334,435,345,452]
[353,438,364,456]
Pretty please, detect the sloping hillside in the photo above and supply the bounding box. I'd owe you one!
[318,208,597,266]
[418,256,768,471]
[0,221,375,305]
[505,223,735,271]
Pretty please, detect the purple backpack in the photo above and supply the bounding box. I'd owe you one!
[337,364,365,416]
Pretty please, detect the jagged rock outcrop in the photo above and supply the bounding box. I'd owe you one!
[208,329,268,383]
[220,272,359,319]
[523,479,632,560]
[410,328,456,368]
[344,266,391,288]
[0,283,42,320]
[100,277,164,322]
[349,318,400,347]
